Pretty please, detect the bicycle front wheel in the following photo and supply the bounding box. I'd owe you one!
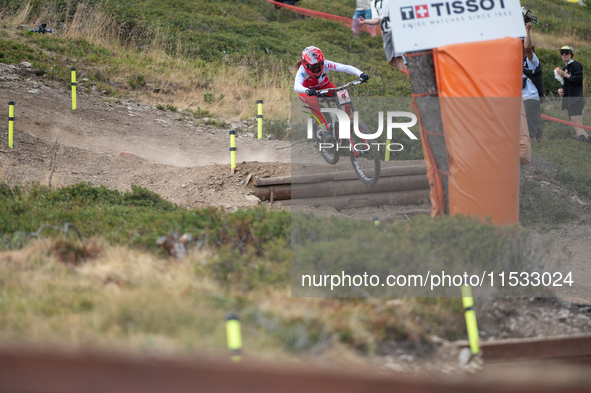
[316,115,339,166]
[349,119,380,185]
[319,139,339,165]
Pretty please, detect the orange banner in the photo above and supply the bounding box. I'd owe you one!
[433,38,523,225]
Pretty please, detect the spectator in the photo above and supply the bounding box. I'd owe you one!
[519,101,532,197]
[556,45,589,143]
[274,0,300,8]
[525,45,547,103]
[358,0,407,73]
[352,0,375,38]
[522,23,543,143]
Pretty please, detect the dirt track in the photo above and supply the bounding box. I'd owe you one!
[0,63,295,209]
[0,63,431,215]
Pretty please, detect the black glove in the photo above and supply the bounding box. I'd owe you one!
[306,89,318,96]
[360,73,370,82]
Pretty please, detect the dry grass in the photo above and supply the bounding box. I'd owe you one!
[9,0,32,26]
[532,31,591,51]
[1,2,291,120]
[0,238,271,355]
[0,237,458,360]
[64,3,118,48]
[136,58,292,120]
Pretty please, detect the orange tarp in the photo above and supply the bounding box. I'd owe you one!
[432,38,523,225]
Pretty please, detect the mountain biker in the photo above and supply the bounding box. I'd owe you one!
[294,46,369,142]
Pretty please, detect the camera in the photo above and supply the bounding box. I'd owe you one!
[521,7,538,25]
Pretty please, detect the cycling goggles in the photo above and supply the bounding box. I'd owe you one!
[306,61,323,74]
[560,50,572,56]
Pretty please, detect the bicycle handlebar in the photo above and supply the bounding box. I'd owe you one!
[315,79,364,97]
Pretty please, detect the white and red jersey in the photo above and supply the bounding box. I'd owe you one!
[294,60,363,94]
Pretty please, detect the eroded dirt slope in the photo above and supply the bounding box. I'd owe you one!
[0,63,293,209]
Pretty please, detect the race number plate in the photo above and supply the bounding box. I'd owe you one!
[336,90,352,105]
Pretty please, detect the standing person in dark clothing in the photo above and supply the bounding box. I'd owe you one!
[556,45,589,142]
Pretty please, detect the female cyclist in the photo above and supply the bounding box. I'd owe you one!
[294,46,369,142]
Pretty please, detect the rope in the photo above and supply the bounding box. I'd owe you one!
[266,0,380,34]
[541,113,591,131]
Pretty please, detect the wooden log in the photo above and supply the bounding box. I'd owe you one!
[254,185,291,201]
[255,174,429,201]
[292,174,428,199]
[254,165,426,187]
[289,189,430,211]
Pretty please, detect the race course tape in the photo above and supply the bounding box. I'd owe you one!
[266,0,380,34]
[541,114,591,132]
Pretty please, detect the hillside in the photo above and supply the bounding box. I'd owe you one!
[0,0,591,374]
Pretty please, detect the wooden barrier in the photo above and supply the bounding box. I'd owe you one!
[255,165,427,186]
[255,175,428,201]
[253,165,430,209]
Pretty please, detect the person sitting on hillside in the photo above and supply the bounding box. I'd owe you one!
[293,46,369,142]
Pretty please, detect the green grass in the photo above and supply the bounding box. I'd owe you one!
[1,0,590,102]
[519,178,582,228]
[0,183,290,255]
[535,100,591,201]
[534,139,591,199]
[0,0,409,96]
[263,118,290,140]
[291,213,546,297]
[1,183,503,355]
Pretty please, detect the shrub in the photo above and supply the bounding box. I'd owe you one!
[263,118,289,140]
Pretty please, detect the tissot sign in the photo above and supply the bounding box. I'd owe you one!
[390,0,525,53]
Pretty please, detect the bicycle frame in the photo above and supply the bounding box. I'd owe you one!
[315,79,367,158]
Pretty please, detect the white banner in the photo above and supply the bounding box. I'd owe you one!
[389,0,526,53]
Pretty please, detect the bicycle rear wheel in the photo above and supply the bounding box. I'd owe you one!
[349,119,380,185]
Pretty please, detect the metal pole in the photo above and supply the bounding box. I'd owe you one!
[256,100,263,139]
[8,101,14,148]
[71,67,77,110]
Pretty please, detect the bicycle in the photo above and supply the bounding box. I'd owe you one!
[309,78,381,186]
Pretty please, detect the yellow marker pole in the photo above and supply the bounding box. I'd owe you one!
[8,101,14,148]
[229,130,237,173]
[385,139,391,161]
[373,216,380,226]
[461,285,480,355]
[256,100,263,139]
[71,67,77,110]
[226,314,242,362]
